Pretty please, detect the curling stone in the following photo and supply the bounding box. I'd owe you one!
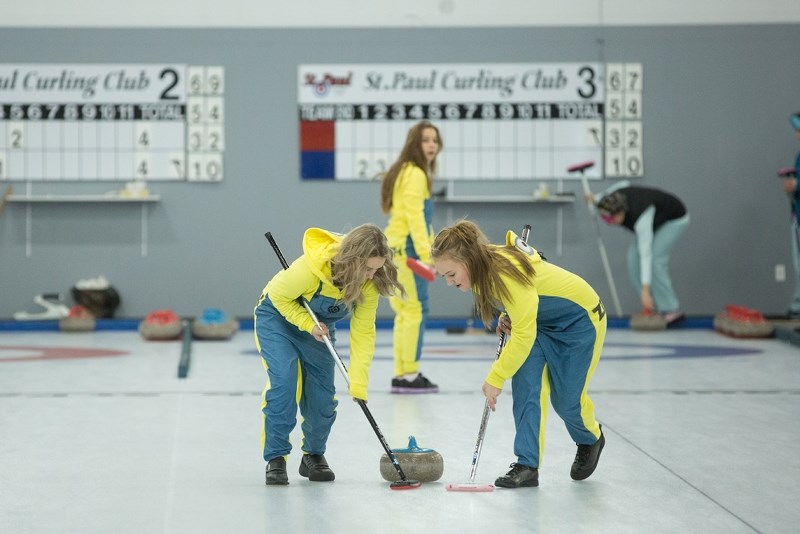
[380,436,443,483]
[59,305,96,332]
[630,308,667,331]
[139,309,183,340]
[191,308,239,340]
[714,304,774,339]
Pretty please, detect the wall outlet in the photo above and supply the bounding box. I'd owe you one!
[776,264,786,282]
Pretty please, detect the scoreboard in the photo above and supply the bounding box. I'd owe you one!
[0,64,225,182]
[298,62,643,182]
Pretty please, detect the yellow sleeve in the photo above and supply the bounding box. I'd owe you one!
[346,282,379,401]
[485,273,538,389]
[265,257,320,334]
[398,165,433,264]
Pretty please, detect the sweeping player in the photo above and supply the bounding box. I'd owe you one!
[380,120,442,393]
[255,224,404,485]
[779,111,800,318]
[587,182,689,325]
[431,219,607,488]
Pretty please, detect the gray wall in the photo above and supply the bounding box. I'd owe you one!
[1,25,799,319]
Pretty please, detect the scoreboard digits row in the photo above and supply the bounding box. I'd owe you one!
[0,64,225,182]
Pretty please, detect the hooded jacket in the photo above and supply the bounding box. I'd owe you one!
[263,228,380,400]
[384,162,434,263]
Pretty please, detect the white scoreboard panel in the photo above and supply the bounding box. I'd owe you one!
[298,63,642,181]
[0,64,224,182]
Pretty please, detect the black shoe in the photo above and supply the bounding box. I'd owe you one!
[390,373,439,394]
[571,426,605,481]
[494,463,539,488]
[299,454,335,482]
[265,456,289,486]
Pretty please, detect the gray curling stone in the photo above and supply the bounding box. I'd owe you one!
[191,309,239,340]
[59,305,96,332]
[192,319,239,339]
[380,435,443,483]
[139,310,183,340]
[713,305,774,338]
[59,316,96,332]
[630,310,667,331]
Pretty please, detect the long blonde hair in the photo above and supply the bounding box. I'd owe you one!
[380,120,442,213]
[431,220,535,326]
[331,223,404,306]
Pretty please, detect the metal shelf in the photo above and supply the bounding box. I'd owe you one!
[7,192,159,257]
[8,194,160,203]
[434,193,574,203]
[436,180,576,258]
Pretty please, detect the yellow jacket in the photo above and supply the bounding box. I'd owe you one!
[384,162,434,264]
[486,231,604,389]
[263,228,379,400]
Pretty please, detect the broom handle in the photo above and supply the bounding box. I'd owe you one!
[0,185,12,218]
[468,332,506,483]
[580,176,596,215]
[580,176,623,316]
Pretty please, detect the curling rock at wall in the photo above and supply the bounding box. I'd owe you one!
[191,308,239,340]
[630,309,667,331]
[713,304,774,338]
[380,436,443,483]
[59,305,96,332]
[139,309,183,340]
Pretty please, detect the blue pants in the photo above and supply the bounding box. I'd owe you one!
[510,311,605,468]
[790,220,800,314]
[255,291,345,461]
[627,214,690,313]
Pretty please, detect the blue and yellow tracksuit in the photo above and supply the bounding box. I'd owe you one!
[254,228,379,461]
[490,231,606,468]
[384,162,434,376]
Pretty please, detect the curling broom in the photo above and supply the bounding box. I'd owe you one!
[445,331,507,492]
[569,161,623,317]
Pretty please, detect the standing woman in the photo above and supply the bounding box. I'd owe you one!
[381,120,442,393]
[255,224,403,486]
[432,220,607,488]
